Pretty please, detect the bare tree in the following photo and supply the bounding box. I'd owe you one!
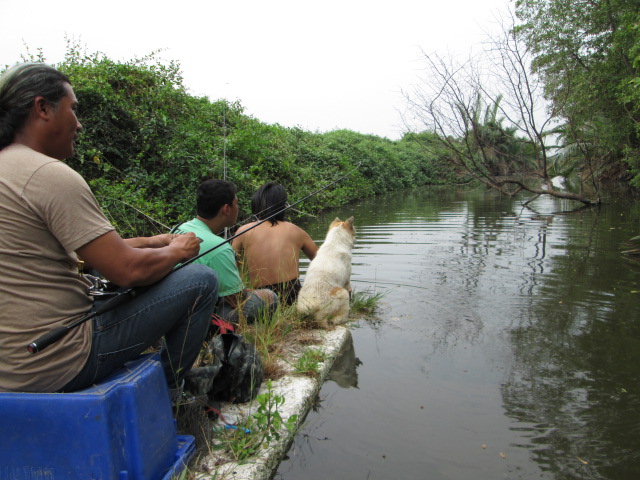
[403,12,599,206]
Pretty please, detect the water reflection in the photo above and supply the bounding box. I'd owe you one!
[277,186,640,480]
[503,206,640,479]
[326,330,361,389]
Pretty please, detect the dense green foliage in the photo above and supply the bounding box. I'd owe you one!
[7,46,451,236]
[515,0,640,184]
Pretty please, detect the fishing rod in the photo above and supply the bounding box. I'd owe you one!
[178,165,359,270]
[27,166,359,354]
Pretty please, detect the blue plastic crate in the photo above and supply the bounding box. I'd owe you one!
[0,353,195,480]
[161,435,196,480]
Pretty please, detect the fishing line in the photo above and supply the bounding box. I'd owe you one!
[27,164,360,354]
[177,163,360,270]
[242,166,356,225]
[171,163,357,238]
[222,99,229,239]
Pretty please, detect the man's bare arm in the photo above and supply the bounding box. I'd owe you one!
[77,231,201,287]
[300,229,318,260]
[124,233,179,249]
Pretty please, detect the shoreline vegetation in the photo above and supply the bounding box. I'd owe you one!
[14,43,457,240]
[174,288,383,478]
[5,40,635,240]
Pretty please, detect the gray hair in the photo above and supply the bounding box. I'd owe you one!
[0,62,70,150]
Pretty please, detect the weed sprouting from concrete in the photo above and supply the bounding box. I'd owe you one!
[214,380,299,463]
[293,349,327,378]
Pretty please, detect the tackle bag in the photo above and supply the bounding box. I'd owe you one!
[185,333,264,404]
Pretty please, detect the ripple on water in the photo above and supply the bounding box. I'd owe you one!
[283,187,640,480]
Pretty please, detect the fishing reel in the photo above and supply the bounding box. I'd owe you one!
[84,274,119,298]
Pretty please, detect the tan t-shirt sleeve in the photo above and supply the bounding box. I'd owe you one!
[24,161,115,252]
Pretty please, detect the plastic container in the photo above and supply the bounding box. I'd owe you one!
[0,353,195,480]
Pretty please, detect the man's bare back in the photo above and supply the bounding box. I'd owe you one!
[232,220,318,287]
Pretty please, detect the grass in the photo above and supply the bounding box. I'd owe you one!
[175,286,384,477]
[292,348,327,378]
[350,287,385,316]
[215,380,298,463]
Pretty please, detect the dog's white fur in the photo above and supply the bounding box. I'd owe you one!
[296,217,355,328]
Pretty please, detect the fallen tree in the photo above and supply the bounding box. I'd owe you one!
[403,12,600,206]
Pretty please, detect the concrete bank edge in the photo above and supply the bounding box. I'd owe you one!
[194,325,352,480]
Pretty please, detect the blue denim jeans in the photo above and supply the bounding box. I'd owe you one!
[61,264,218,391]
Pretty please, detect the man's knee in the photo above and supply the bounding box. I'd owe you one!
[255,288,278,310]
[242,289,278,322]
[187,263,218,288]
[177,264,219,302]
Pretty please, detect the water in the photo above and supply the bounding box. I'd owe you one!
[275,186,640,480]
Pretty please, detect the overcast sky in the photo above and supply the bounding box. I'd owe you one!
[2,0,509,140]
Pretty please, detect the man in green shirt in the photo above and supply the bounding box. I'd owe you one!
[174,180,277,329]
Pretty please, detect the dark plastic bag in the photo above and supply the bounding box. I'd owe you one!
[185,333,263,404]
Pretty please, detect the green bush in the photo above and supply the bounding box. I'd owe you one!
[5,44,450,236]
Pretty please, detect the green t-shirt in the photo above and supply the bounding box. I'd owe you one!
[174,218,244,297]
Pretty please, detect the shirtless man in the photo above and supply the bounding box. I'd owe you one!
[232,183,318,305]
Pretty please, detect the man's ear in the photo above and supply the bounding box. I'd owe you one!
[33,96,52,120]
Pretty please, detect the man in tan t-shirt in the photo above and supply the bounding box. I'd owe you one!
[0,62,218,396]
[233,182,318,305]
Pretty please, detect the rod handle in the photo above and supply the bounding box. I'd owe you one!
[27,327,69,354]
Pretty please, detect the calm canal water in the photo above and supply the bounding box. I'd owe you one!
[275,186,640,480]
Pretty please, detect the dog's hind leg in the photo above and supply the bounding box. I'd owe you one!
[327,287,351,325]
[313,297,337,328]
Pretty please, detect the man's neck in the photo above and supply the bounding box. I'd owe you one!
[197,216,229,236]
[11,139,49,158]
[13,122,60,160]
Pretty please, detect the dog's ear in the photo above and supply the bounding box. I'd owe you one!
[342,216,356,235]
[329,217,342,230]
[344,217,355,229]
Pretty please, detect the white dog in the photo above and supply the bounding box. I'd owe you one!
[297,217,355,328]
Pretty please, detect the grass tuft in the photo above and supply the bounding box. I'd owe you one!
[350,287,385,316]
[293,348,327,378]
[176,284,384,477]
